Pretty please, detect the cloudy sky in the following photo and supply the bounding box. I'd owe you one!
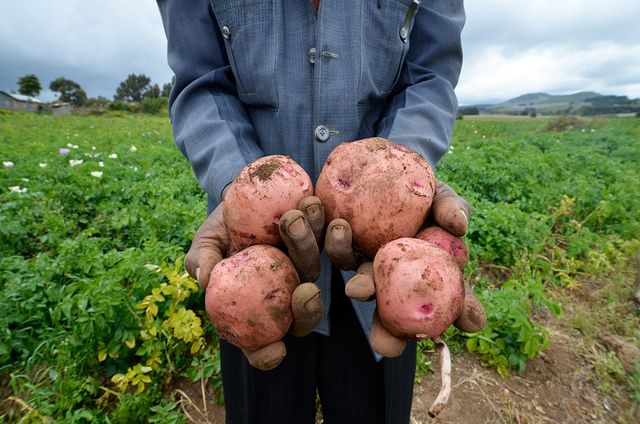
[1,0,639,106]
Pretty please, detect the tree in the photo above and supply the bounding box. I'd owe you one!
[18,74,42,97]
[143,83,161,100]
[114,74,152,103]
[162,76,175,98]
[49,77,87,106]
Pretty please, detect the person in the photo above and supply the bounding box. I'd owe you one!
[156,1,481,423]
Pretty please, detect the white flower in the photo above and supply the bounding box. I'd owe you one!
[130,146,137,152]
[92,146,97,150]
[91,171,103,178]
[9,186,27,193]
[109,154,118,159]
[39,163,48,168]
[3,161,14,168]
[98,161,104,167]
[21,178,29,182]
[134,167,138,171]
[69,159,83,167]
[67,143,79,149]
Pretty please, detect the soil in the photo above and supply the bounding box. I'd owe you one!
[170,284,640,424]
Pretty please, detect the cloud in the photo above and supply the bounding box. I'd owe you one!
[458,0,640,104]
[0,0,172,102]
[1,0,639,106]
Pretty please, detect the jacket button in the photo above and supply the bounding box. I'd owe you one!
[399,27,408,42]
[314,125,330,142]
[308,48,316,64]
[222,26,231,40]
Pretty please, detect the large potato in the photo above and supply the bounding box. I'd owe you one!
[205,245,300,351]
[315,138,436,259]
[374,238,464,341]
[223,155,313,251]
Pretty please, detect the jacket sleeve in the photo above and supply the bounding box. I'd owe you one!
[374,0,465,170]
[157,0,264,206]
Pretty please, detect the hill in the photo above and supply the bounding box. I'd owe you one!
[461,91,640,117]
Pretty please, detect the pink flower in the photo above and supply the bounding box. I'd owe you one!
[59,148,70,156]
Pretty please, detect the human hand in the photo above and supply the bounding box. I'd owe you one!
[185,196,326,370]
[324,180,485,357]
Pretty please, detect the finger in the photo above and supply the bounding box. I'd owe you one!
[345,262,376,302]
[453,281,487,333]
[242,341,287,371]
[279,210,321,283]
[185,203,232,292]
[298,196,325,247]
[430,180,471,237]
[370,309,407,358]
[289,282,324,337]
[325,219,361,271]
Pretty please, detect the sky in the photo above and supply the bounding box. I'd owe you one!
[1,0,639,106]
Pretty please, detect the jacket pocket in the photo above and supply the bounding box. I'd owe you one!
[358,0,419,106]
[210,0,279,110]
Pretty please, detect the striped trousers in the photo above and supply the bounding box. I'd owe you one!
[219,269,417,424]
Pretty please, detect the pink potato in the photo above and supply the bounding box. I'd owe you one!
[205,245,300,351]
[315,137,436,259]
[373,238,465,341]
[415,226,469,270]
[223,155,313,251]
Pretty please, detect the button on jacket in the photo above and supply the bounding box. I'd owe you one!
[157,0,465,354]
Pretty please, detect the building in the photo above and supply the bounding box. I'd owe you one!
[0,90,42,112]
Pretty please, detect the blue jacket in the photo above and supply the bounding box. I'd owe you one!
[157,0,465,354]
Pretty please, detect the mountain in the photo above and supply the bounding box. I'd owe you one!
[462,92,640,116]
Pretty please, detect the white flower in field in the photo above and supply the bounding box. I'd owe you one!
[99,161,104,167]
[134,167,138,171]
[67,143,79,149]
[109,154,118,159]
[39,163,48,168]
[3,161,14,168]
[130,145,137,152]
[69,159,83,167]
[21,178,29,182]
[92,146,97,150]
[9,186,27,193]
[91,171,103,178]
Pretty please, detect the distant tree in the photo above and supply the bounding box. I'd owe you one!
[143,83,161,100]
[459,106,479,116]
[85,96,110,108]
[49,77,87,106]
[18,74,42,97]
[114,74,152,103]
[162,76,175,98]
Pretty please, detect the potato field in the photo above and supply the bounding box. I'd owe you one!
[1,110,639,423]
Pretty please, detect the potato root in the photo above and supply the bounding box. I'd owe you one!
[223,155,313,251]
[316,137,436,259]
[205,245,300,351]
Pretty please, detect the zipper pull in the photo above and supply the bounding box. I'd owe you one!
[400,0,419,43]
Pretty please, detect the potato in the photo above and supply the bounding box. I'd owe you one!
[223,155,313,251]
[373,238,464,341]
[315,137,436,259]
[205,245,300,351]
[415,226,469,270]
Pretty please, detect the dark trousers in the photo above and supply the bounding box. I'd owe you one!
[219,272,417,424]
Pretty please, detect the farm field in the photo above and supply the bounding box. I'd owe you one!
[1,111,639,423]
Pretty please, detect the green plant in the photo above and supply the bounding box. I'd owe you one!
[465,278,562,378]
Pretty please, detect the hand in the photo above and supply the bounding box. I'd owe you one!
[325,180,485,357]
[185,196,326,370]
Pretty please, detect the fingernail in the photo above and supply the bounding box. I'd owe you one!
[331,225,345,239]
[288,217,305,236]
[304,292,321,311]
[195,267,200,282]
[305,204,320,217]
